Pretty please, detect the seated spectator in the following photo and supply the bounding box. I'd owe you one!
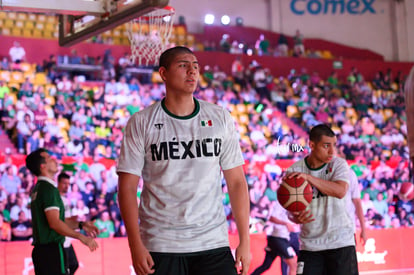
[81,181,96,208]
[95,120,111,146]
[361,193,375,215]
[255,34,270,56]
[0,57,10,71]
[9,193,31,222]
[66,139,84,157]
[372,192,388,217]
[56,74,73,93]
[0,212,11,241]
[25,129,41,155]
[21,173,34,194]
[263,179,279,202]
[16,113,36,153]
[0,79,10,108]
[94,211,115,238]
[71,106,88,125]
[68,120,85,142]
[114,221,127,237]
[0,155,18,176]
[0,166,22,195]
[71,199,90,222]
[276,34,288,57]
[11,211,32,241]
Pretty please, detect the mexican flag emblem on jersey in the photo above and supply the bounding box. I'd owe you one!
[201,120,213,127]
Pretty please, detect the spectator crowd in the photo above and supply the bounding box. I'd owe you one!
[0,39,413,243]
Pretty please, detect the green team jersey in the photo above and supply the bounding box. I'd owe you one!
[30,176,65,245]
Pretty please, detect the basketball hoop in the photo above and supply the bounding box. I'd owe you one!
[127,6,175,66]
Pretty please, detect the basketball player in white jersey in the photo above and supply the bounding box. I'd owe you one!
[250,199,298,275]
[286,124,358,275]
[405,66,414,181]
[346,168,367,245]
[117,46,251,275]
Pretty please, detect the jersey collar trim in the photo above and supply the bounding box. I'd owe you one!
[37,176,57,188]
[161,97,200,120]
[304,156,327,171]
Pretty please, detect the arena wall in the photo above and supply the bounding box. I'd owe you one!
[2,228,414,275]
[170,0,414,62]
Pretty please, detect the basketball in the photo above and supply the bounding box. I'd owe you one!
[277,176,313,212]
[399,182,414,202]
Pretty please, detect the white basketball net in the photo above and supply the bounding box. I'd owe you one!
[127,7,175,66]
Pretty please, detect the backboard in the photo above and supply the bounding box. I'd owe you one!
[1,0,169,47]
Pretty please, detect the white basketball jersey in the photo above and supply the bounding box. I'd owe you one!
[117,98,245,253]
[287,156,355,251]
[346,168,360,231]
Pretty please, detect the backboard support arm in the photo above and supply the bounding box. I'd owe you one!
[0,0,105,15]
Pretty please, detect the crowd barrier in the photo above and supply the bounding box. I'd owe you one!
[1,227,414,275]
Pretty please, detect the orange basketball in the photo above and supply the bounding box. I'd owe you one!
[277,176,313,212]
[399,182,414,202]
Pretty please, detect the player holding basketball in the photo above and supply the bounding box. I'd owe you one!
[285,124,358,275]
[117,46,251,275]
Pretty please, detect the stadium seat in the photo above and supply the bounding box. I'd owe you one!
[22,29,33,37]
[34,72,48,85]
[383,108,394,120]
[28,13,36,21]
[46,15,57,24]
[24,20,35,30]
[0,70,11,82]
[286,105,299,118]
[19,63,33,73]
[32,29,43,38]
[321,50,333,59]
[17,12,27,20]
[4,19,15,28]
[45,22,55,32]
[11,28,22,37]
[15,20,24,29]
[7,12,17,20]
[175,25,186,35]
[1,28,11,36]
[43,30,54,39]
[45,96,55,105]
[236,104,248,114]
[10,71,24,83]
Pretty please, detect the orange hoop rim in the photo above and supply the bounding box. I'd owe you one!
[136,5,175,21]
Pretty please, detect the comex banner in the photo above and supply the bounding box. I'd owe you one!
[290,0,377,15]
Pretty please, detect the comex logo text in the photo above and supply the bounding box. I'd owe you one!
[290,0,376,15]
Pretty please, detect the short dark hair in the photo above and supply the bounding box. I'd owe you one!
[159,46,194,69]
[309,124,335,143]
[58,172,70,183]
[25,148,47,176]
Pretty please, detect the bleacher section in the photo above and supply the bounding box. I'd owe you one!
[0,11,195,47]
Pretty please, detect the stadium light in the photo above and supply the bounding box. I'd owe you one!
[204,14,215,25]
[221,15,230,25]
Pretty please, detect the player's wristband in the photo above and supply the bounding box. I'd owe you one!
[78,222,84,230]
